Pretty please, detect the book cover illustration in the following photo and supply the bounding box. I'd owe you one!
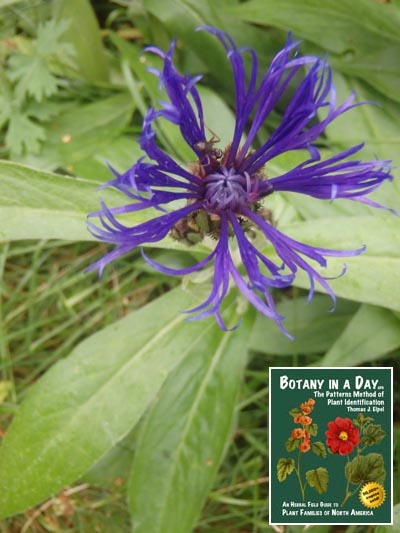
[269,367,392,525]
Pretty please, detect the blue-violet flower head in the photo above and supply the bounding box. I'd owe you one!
[87,27,394,337]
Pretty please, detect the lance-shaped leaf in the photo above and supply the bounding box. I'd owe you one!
[264,216,400,312]
[0,160,211,258]
[52,0,109,83]
[250,295,358,357]
[318,304,400,367]
[227,0,400,102]
[0,285,220,518]
[128,308,252,533]
[0,160,116,242]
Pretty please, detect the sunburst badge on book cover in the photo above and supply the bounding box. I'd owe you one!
[269,367,393,525]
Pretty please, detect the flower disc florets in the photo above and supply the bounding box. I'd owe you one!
[87,26,395,336]
[204,167,253,212]
[177,144,271,242]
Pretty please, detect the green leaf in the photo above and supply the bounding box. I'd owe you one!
[7,53,55,102]
[329,44,400,104]
[0,160,115,242]
[249,295,358,356]
[285,437,299,453]
[128,306,252,533]
[52,0,109,83]
[0,381,12,404]
[0,161,210,261]
[305,467,329,494]
[72,135,143,181]
[83,427,137,487]
[228,0,400,101]
[0,285,223,518]
[135,0,282,125]
[0,0,27,6]
[308,423,318,438]
[229,0,400,53]
[324,76,400,200]
[0,91,13,128]
[318,304,400,367]
[353,412,375,429]
[5,113,46,154]
[140,0,236,88]
[24,101,62,122]
[19,92,135,171]
[345,453,386,485]
[35,19,73,58]
[277,458,295,482]
[312,441,327,459]
[7,19,74,102]
[199,85,237,148]
[361,424,386,447]
[272,216,400,312]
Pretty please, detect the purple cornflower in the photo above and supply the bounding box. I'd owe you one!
[88,27,394,337]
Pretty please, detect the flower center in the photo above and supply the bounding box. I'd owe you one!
[339,431,348,441]
[204,167,250,212]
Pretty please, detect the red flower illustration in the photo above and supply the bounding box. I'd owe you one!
[299,440,311,453]
[326,417,360,455]
[291,428,305,440]
[298,415,312,426]
[300,402,312,414]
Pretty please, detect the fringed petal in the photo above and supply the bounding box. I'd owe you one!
[146,40,206,150]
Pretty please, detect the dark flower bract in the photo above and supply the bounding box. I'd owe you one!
[326,417,360,455]
[88,27,394,337]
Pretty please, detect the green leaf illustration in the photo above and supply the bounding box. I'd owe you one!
[289,407,301,417]
[306,467,329,494]
[285,437,300,452]
[361,424,386,446]
[312,441,327,458]
[308,422,318,437]
[353,413,374,428]
[277,458,295,482]
[345,453,386,485]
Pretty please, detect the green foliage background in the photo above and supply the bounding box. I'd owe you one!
[0,0,399,531]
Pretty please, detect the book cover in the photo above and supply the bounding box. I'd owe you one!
[269,367,393,525]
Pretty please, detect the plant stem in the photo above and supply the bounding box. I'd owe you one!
[341,484,360,507]
[295,449,305,501]
[340,456,360,506]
